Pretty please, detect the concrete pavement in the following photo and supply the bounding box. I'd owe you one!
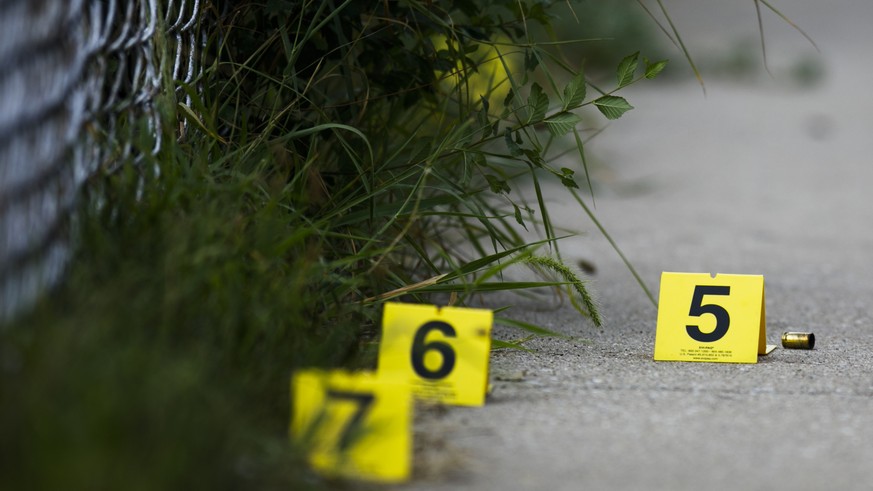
[405,2,873,490]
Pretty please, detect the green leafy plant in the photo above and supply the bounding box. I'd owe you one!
[1,1,675,489]
[3,0,822,487]
[198,0,669,326]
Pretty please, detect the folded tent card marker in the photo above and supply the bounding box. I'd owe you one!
[290,302,493,482]
[290,369,412,483]
[654,272,777,363]
[378,302,493,407]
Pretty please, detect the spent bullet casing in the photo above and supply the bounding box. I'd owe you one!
[781,331,815,350]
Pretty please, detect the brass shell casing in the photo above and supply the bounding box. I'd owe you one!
[781,332,815,350]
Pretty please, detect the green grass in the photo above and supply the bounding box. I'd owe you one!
[1,156,339,490]
[0,1,679,489]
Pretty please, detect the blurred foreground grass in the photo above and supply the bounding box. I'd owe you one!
[1,158,336,490]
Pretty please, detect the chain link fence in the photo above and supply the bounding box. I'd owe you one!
[0,0,203,322]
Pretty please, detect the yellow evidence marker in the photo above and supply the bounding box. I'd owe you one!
[654,272,777,363]
[378,302,493,407]
[290,369,411,483]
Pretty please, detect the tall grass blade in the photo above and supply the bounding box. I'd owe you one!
[417,281,573,293]
[573,128,596,207]
[753,0,772,76]
[570,189,656,307]
[524,255,601,326]
[495,316,567,337]
[650,0,705,94]
[757,0,820,52]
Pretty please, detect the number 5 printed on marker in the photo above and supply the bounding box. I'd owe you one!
[686,285,730,342]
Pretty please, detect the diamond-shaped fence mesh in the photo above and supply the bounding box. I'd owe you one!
[0,0,204,322]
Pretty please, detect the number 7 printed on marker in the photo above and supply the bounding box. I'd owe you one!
[290,370,412,482]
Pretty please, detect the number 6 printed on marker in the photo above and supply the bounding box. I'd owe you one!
[378,303,492,406]
[410,321,457,380]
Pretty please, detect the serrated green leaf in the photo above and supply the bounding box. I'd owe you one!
[504,128,523,157]
[503,87,515,107]
[524,49,540,72]
[513,204,528,230]
[485,174,511,194]
[522,148,545,167]
[477,104,489,126]
[551,166,579,189]
[560,175,578,189]
[645,58,669,79]
[478,105,491,141]
[527,83,549,123]
[526,3,550,25]
[616,51,639,88]
[544,112,582,137]
[562,70,587,110]
[594,95,634,120]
